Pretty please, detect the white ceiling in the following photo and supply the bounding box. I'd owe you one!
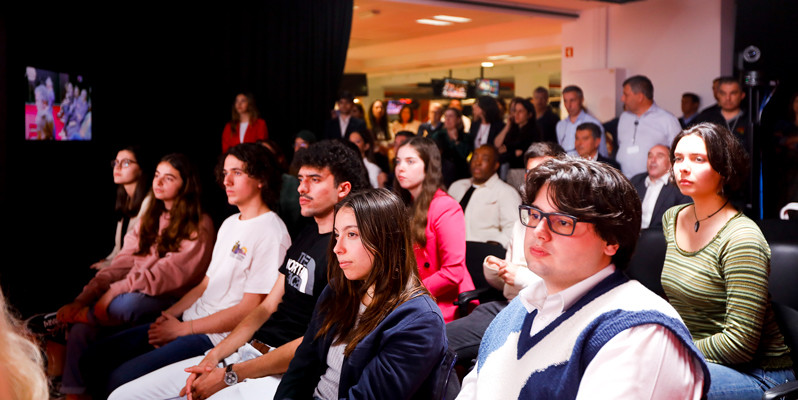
[346,0,609,75]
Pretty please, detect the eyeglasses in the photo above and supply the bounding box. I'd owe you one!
[518,205,584,236]
[112,159,137,169]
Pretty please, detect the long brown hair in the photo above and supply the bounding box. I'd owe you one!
[137,153,203,257]
[316,189,429,356]
[114,145,150,218]
[392,137,443,246]
[230,93,259,136]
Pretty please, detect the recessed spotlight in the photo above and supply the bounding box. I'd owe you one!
[416,19,452,26]
[481,62,494,68]
[487,55,511,60]
[433,15,471,23]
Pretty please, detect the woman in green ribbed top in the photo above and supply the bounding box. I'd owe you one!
[661,122,793,399]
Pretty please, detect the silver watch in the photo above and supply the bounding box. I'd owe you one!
[224,363,238,386]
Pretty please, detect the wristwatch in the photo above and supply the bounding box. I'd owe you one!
[224,363,239,386]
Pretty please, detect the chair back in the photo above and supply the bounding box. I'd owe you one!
[625,228,668,298]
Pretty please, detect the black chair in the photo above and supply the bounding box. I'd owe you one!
[760,221,798,400]
[625,228,668,298]
[454,241,506,318]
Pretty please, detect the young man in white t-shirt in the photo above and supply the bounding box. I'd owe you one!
[81,143,291,398]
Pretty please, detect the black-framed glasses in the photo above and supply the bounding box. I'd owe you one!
[112,159,137,169]
[518,205,582,236]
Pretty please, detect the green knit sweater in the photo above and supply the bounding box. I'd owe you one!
[661,204,791,369]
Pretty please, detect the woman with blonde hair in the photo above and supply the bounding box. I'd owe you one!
[0,288,49,400]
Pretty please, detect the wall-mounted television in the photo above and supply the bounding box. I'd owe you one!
[475,78,500,98]
[386,99,411,116]
[25,66,92,141]
[441,78,469,99]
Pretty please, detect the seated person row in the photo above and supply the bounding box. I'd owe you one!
[458,158,710,399]
[81,144,291,398]
[57,153,216,396]
[662,123,794,399]
[446,142,565,367]
[448,144,521,249]
[108,140,370,399]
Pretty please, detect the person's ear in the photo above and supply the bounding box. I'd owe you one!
[337,181,352,200]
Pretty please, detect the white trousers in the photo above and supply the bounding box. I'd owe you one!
[109,343,282,400]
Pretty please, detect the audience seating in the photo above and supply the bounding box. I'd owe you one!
[455,241,506,318]
[625,228,668,298]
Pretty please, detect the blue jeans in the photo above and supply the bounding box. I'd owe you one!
[706,362,795,400]
[81,322,213,399]
[60,293,174,394]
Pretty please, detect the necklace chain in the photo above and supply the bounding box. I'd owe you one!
[692,200,729,232]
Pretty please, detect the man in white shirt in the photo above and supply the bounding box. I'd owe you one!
[616,75,682,178]
[457,158,708,400]
[323,91,366,140]
[630,144,691,229]
[556,85,608,157]
[448,145,521,248]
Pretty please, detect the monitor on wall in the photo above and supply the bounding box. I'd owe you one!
[25,66,92,141]
[441,78,469,99]
[475,78,500,98]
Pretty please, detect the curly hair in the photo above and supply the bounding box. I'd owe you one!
[0,289,48,400]
[670,122,750,194]
[292,139,370,192]
[216,143,283,210]
[524,158,642,270]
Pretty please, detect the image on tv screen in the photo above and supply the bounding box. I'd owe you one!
[442,78,468,99]
[25,66,92,141]
[475,79,500,98]
[386,99,411,116]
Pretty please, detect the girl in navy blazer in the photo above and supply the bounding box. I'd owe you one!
[275,189,447,400]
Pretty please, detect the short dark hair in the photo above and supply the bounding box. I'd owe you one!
[217,143,282,209]
[670,122,750,194]
[524,158,642,270]
[513,97,536,119]
[682,92,700,104]
[533,86,549,97]
[623,75,654,100]
[338,91,355,103]
[293,140,370,192]
[395,130,416,141]
[524,142,566,166]
[716,76,742,90]
[561,85,584,99]
[576,122,602,140]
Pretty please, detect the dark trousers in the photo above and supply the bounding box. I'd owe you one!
[445,300,508,369]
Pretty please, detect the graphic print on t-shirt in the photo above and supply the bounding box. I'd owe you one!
[285,251,315,294]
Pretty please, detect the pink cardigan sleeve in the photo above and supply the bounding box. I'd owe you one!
[104,214,215,300]
[74,219,144,304]
[421,195,467,296]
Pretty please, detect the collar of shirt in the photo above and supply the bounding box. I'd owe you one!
[519,264,616,316]
[645,173,670,188]
[471,172,500,189]
[567,110,587,125]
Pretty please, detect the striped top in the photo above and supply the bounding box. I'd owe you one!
[661,204,791,369]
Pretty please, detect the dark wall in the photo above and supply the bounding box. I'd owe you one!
[0,3,353,316]
[735,0,798,217]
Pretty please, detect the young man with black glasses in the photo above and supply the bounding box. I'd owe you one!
[456,158,710,399]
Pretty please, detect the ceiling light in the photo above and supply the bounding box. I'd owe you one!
[487,55,511,60]
[416,19,452,26]
[433,15,471,23]
[481,62,494,68]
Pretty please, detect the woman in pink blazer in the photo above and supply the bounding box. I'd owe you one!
[221,93,268,153]
[394,136,475,322]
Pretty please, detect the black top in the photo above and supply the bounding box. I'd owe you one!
[253,223,332,347]
[536,108,560,144]
[500,122,540,168]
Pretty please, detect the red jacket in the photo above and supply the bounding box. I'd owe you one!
[221,118,268,153]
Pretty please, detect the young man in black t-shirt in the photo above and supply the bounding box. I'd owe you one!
[108,140,369,399]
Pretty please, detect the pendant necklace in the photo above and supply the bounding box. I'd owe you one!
[692,200,729,232]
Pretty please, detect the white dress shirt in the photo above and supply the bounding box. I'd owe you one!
[457,264,705,400]
[640,173,669,229]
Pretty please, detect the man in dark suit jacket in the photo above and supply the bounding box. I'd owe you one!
[575,122,621,170]
[631,144,692,229]
[324,91,367,140]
